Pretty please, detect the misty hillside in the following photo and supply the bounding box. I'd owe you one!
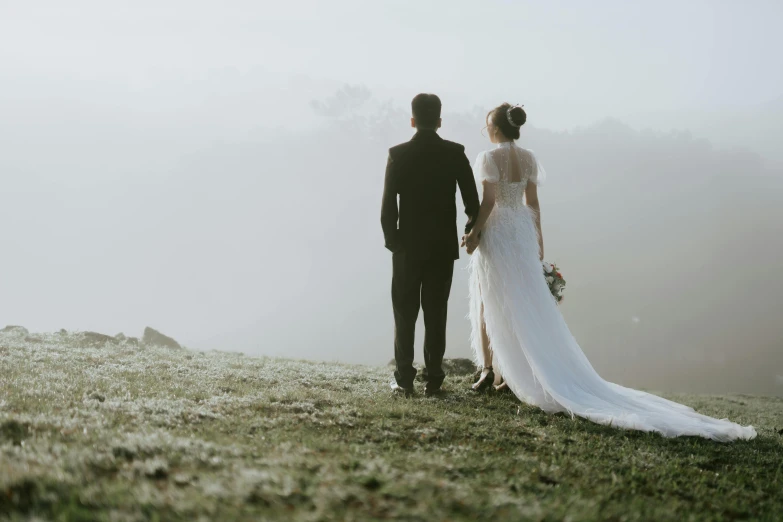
[195,89,783,396]
[627,95,783,166]
[2,86,781,396]
[2,330,782,520]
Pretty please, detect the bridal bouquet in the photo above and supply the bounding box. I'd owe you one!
[543,261,566,303]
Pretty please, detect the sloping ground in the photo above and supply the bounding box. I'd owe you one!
[1,332,782,521]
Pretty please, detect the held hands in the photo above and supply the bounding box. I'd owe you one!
[461,230,480,255]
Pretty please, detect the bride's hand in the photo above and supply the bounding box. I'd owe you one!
[463,231,480,254]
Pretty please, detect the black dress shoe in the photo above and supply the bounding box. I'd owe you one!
[424,386,444,398]
[390,381,414,396]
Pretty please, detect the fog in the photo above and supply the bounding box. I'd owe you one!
[1,1,781,396]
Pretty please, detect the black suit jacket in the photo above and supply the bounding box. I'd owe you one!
[381,130,480,260]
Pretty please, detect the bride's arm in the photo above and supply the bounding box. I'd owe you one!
[525,182,544,260]
[462,181,496,254]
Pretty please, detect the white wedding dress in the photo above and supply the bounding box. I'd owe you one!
[468,142,756,442]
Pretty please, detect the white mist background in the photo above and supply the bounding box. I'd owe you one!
[1,1,782,395]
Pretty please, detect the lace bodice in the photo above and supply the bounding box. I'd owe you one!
[474,142,545,209]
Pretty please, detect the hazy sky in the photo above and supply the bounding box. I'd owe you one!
[3,0,782,130]
[1,1,781,394]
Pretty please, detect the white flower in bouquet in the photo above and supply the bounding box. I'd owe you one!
[543,262,553,274]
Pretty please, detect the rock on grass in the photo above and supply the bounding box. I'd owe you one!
[142,327,182,349]
[0,325,28,336]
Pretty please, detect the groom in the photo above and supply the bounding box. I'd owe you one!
[381,93,480,396]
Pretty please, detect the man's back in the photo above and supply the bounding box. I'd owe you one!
[384,93,480,396]
[381,129,479,260]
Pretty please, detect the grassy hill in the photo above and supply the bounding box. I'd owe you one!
[1,331,782,521]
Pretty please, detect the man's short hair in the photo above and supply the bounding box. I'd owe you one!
[411,93,442,129]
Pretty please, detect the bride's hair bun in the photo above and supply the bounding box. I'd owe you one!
[508,106,526,127]
[488,102,526,140]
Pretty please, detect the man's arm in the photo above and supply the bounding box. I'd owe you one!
[456,149,480,233]
[380,152,400,252]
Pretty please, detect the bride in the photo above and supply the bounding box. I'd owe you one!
[461,103,756,442]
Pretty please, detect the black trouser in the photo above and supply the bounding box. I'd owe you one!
[392,252,454,389]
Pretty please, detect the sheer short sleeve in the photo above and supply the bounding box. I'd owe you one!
[474,151,500,183]
[528,150,547,187]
